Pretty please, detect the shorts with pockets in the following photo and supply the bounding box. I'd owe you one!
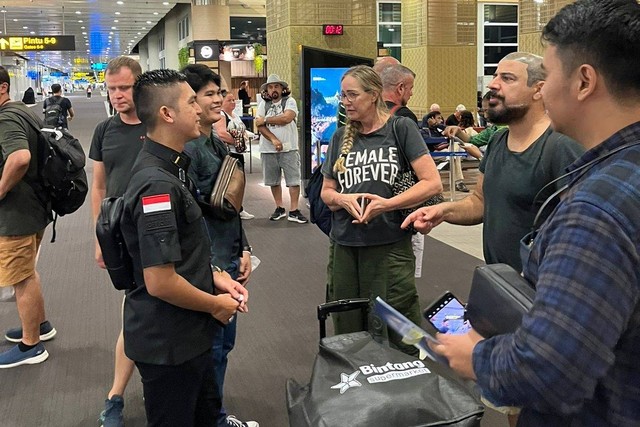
[261,151,301,187]
[0,230,44,287]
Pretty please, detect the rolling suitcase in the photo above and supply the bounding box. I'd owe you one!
[286,299,484,427]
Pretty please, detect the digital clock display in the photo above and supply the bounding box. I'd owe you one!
[322,25,344,36]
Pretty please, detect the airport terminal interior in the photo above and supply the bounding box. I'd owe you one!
[0,1,586,426]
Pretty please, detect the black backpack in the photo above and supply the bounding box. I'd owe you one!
[44,96,64,127]
[1,105,88,240]
[305,165,331,236]
[96,154,195,291]
[96,196,135,290]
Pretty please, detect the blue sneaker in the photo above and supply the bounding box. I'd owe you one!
[0,342,49,368]
[99,395,124,427]
[5,320,57,343]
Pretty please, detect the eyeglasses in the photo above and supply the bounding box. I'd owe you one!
[339,91,363,103]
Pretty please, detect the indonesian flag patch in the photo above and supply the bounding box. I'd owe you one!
[142,194,171,214]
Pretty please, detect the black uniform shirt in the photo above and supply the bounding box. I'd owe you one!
[121,138,218,365]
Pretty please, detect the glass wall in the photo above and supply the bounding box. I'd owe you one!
[479,3,518,77]
[378,1,402,60]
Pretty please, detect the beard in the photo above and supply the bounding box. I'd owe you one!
[269,91,281,101]
[486,92,529,124]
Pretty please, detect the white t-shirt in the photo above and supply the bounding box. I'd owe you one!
[257,96,298,153]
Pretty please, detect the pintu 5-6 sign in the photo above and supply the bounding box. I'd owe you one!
[0,35,76,52]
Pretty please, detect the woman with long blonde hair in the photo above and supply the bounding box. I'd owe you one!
[320,65,442,354]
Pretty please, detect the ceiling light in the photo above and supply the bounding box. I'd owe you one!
[82,32,87,35]
[137,32,141,35]
[115,11,121,15]
[112,26,117,30]
[12,18,17,22]
[114,19,119,23]
[109,31,114,35]
[117,1,124,4]
[146,21,152,24]
[75,11,81,14]
[163,1,169,5]
[30,31,35,35]
[22,26,28,29]
[81,26,85,29]
[78,20,83,23]
[247,21,252,24]
[231,26,236,30]
[153,12,158,15]
[142,27,146,30]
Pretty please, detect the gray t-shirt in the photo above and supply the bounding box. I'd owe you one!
[89,114,146,198]
[322,116,429,246]
[479,126,584,271]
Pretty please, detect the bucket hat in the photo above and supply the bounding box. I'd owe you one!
[260,74,289,92]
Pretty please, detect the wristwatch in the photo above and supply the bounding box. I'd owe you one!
[243,245,252,254]
[212,265,223,273]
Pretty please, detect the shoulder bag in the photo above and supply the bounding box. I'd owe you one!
[390,118,445,217]
[209,151,245,220]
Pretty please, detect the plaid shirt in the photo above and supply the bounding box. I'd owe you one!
[473,121,640,426]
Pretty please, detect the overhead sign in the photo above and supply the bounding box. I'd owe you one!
[0,35,75,52]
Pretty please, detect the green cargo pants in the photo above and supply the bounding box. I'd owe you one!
[326,236,421,356]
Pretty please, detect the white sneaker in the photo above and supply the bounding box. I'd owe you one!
[225,415,259,427]
[239,210,255,220]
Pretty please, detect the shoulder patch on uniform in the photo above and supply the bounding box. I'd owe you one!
[142,194,171,214]
[144,211,175,233]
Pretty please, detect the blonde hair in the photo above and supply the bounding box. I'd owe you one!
[333,65,388,173]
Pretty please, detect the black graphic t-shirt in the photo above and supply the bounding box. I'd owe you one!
[322,117,428,246]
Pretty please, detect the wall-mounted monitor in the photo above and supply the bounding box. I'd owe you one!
[219,40,259,61]
[300,46,373,179]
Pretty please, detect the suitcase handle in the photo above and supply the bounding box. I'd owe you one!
[317,298,369,339]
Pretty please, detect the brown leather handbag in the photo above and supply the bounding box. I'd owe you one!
[209,152,245,220]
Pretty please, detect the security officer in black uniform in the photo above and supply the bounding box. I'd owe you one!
[120,69,249,426]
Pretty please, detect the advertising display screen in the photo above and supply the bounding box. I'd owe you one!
[309,67,348,171]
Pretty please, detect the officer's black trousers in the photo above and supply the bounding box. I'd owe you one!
[136,349,221,426]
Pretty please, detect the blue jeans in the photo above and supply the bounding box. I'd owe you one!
[214,259,239,426]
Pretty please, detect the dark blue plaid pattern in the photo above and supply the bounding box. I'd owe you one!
[472,121,640,426]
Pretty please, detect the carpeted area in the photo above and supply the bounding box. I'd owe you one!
[0,92,506,427]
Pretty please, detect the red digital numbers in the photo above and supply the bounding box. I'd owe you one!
[322,25,344,36]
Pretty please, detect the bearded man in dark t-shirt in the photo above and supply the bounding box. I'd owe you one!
[403,52,584,272]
